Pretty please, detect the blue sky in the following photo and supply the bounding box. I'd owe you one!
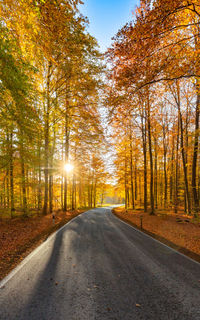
[80,0,140,52]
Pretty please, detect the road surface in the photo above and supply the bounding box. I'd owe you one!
[0,208,200,320]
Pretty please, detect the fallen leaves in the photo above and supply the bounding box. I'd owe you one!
[136,303,141,308]
[114,209,200,259]
[0,210,83,280]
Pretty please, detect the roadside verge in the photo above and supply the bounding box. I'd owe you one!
[0,210,85,281]
[113,208,200,264]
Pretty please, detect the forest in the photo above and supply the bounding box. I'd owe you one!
[107,0,200,216]
[0,0,109,218]
[0,2,200,318]
[0,0,199,218]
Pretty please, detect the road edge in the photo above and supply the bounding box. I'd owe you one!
[0,210,89,289]
[112,210,200,266]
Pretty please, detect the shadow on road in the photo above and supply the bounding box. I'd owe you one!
[13,209,199,320]
[20,227,66,319]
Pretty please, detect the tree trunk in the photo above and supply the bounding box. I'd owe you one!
[20,137,27,215]
[154,136,158,209]
[170,134,175,207]
[125,148,128,209]
[139,170,142,206]
[174,119,179,213]
[64,99,70,212]
[9,132,14,217]
[147,94,154,215]
[134,156,137,202]
[192,80,199,215]
[61,140,64,210]
[94,178,97,208]
[129,129,135,209]
[177,81,191,214]
[43,61,52,215]
[49,174,53,213]
[162,122,168,208]
[37,140,42,211]
[141,107,147,212]
[72,146,76,210]
[184,100,189,214]
[91,173,94,208]
[49,119,56,214]
[192,26,200,215]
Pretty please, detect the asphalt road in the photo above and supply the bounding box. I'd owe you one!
[0,208,200,320]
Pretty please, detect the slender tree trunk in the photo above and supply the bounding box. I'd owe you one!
[9,132,14,217]
[72,173,75,210]
[37,141,42,211]
[78,175,80,208]
[3,177,6,208]
[20,137,27,215]
[6,133,9,209]
[72,147,77,211]
[74,175,77,209]
[91,173,93,208]
[154,136,158,209]
[174,119,180,213]
[127,188,130,208]
[147,94,154,215]
[43,61,52,215]
[177,81,191,214]
[163,148,167,208]
[141,108,147,212]
[192,26,200,215]
[129,129,135,209]
[94,178,97,208]
[198,157,200,205]
[192,80,200,215]
[134,156,137,202]
[88,177,91,207]
[170,134,175,207]
[139,171,142,206]
[64,99,70,212]
[49,120,56,214]
[184,102,189,213]
[49,174,53,213]
[61,140,64,210]
[162,122,168,208]
[159,163,164,207]
[26,169,29,207]
[125,148,128,209]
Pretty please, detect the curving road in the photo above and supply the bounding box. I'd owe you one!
[0,208,200,320]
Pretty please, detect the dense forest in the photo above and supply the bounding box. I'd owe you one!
[0,0,199,218]
[107,0,200,216]
[0,0,108,217]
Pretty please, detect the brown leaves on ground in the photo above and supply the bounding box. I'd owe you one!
[0,210,83,281]
[136,304,141,308]
[114,208,200,261]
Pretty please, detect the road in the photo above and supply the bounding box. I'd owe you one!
[0,208,200,320]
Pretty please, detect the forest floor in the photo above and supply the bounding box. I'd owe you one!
[0,209,85,281]
[113,207,200,263]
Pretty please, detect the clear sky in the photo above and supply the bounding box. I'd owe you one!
[79,0,140,52]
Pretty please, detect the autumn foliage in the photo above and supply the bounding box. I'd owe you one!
[107,0,199,215]
[0,0,108,217]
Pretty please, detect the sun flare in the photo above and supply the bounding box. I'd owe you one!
[64,163,74,173]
